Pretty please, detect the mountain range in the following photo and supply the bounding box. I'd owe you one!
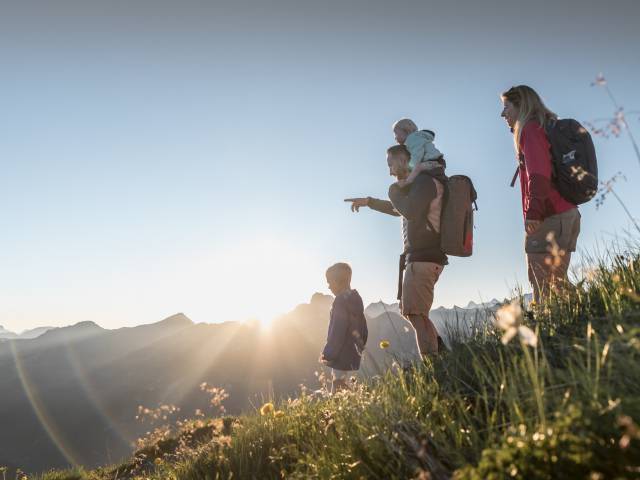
[0,295,503,474]
[0,325,54,340]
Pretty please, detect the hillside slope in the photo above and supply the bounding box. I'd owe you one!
[34,248,640,479]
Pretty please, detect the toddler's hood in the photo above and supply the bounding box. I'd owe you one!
[408,129,436,142]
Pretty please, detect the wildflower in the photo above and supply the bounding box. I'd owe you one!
[379,340,390,349]
[154,457,163,465]
[260,402,275,416]
[622,287,640,302]
[618,415,640,449]
[494,300,538,347]
[602,342,611,364]
[544,232,566,269]
[274,410,285,418]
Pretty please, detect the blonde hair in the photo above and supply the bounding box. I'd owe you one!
[386,144,411,161]
[501,85,557,151]
[326,262,352,283]
[392,118,418,135]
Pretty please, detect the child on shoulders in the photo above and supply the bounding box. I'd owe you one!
[393,118,446,187]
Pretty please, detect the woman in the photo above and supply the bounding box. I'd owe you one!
[501,85,581,302]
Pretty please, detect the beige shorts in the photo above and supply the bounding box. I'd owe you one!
[525,208,581,254]
[401,261,444,317]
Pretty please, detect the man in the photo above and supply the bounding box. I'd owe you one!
[346,145,447,357]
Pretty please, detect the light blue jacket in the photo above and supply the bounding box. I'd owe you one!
[405,130,443,170]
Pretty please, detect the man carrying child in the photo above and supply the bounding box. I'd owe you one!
[345,122,447,358]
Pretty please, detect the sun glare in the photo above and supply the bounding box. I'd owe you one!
[258,316,274,329]
[185,236,321,324]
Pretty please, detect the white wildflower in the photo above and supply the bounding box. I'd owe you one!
[494,300,538,347]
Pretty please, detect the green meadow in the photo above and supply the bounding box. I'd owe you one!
[30,244,640,480]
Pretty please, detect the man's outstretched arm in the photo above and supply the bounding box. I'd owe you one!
[344,197,400,216]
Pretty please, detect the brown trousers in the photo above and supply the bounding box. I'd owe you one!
[406,314,439,356]
[525,208,581,302]
[527,251,572,302]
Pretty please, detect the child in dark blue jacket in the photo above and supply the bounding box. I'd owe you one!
[320,262,368,392]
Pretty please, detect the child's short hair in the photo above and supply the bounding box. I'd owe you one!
[392,118,418,135]
[326,262,352,282]
[387,144,411,161]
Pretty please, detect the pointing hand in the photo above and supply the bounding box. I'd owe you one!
[344,197,369,213]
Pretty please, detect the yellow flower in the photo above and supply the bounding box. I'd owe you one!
[260,402,275,416]
[379,340,390,349]
[154,457,163,465]
[274,410,285,418]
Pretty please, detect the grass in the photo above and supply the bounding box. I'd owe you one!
[26,245,640,479]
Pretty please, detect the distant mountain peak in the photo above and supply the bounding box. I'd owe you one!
[76,320,101,328]
[364,301,400,319]
[463,299,502,310]
[38,320,104,343]
[0,325,17,339]
[159,313,193,325]
[18,326,54,339]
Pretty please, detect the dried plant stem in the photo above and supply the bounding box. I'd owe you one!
[603,84,640,168]
[610,187,640,234]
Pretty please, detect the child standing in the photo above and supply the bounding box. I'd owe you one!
[319,263,368,392]
[393,118,446,187]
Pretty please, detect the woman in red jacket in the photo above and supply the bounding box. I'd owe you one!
[501,85,581,302]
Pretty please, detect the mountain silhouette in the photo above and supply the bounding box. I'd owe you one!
[0,325,54,340]
[0,297,499,474]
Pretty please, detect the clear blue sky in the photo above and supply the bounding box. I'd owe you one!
[2,0,639,331]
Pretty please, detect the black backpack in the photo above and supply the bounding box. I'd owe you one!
[545,118,598,205]
[510,119,598,205]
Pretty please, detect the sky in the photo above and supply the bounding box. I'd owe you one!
[1,0,639,332]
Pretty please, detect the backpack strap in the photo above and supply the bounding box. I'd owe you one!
[510,166,520,187]
[397,254,406,301]
[425,175,446,233]
[510,152,524,187]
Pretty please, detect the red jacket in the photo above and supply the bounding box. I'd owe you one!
[518,121,576,222]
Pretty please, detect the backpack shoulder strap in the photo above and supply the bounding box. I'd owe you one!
[510,152,525,187]
[425,175,445,233]
[510,166,520,187]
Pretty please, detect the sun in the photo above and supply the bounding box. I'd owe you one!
[193,236,321,324]
[258,316,275,330]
